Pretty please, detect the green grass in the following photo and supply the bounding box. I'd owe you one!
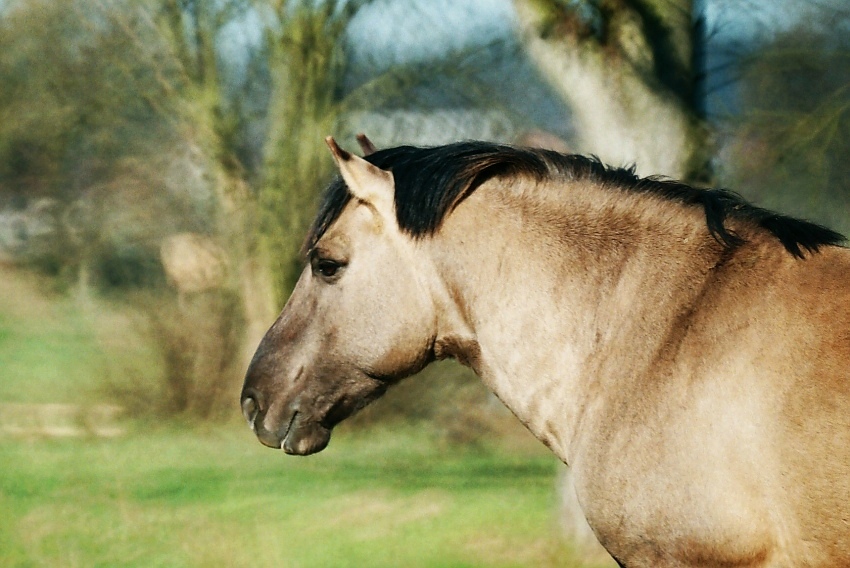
[0,308,105,403]
[0,266,158,404]
[0,424,595,568]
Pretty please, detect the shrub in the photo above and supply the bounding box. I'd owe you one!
[109,289,244,421]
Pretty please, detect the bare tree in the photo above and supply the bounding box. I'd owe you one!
[513,0,709,179]
[257,0,359,305]
[723,13,850,232]
[0,0,190,294]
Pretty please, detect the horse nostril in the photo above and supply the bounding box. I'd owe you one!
[241,391,262,427]
[242,397,258,424]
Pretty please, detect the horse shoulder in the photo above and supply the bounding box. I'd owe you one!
[574,243,850,567]
[769,246,850,565]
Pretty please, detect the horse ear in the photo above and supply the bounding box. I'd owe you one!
[356,133,377,156]
[325,136,394,221]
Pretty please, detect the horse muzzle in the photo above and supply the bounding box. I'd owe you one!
[240,388,331,455]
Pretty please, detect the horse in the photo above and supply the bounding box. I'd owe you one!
[241,136,850,568]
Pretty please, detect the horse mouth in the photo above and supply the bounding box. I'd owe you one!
[280,412,331,456]
[277,411,299,449]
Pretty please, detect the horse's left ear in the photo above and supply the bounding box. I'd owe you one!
[325,136,395,221]
[356,133,377,156]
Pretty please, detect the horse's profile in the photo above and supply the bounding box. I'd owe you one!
[241,136,850,567]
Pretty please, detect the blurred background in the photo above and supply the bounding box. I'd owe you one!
[1,0,848,566]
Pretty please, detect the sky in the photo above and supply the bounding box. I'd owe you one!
[346,0,806,69]
[224,0,843,84]
[342,0,822,119]
[218,0,845,130]
[346,0,516,70]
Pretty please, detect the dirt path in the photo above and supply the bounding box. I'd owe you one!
[0,403,125,438]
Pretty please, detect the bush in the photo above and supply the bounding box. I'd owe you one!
[108,289,245,421]
[96,243,166,290]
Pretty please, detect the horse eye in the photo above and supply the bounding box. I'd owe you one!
[313,258,344,280]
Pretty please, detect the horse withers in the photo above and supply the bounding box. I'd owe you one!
[241,136,850,568]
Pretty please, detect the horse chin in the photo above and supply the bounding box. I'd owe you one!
[281,420,331,456]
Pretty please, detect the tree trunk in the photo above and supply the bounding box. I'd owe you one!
[513,0,708,179]
[259,1,353,306]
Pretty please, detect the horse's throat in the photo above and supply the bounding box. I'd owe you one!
[433,334,482,372]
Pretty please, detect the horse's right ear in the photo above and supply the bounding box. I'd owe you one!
[325,136,395,222]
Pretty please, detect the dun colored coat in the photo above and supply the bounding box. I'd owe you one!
[242,137,850,568]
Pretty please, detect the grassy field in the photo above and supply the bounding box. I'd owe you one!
[0,266,158,405]
[0,265,610,567]
[0,424,593,568]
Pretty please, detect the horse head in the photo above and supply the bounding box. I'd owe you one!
[240,137,438,454]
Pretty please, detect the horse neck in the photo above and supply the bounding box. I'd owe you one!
[426,178,728,463]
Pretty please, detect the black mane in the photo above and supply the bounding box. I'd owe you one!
[306,141,845,258]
